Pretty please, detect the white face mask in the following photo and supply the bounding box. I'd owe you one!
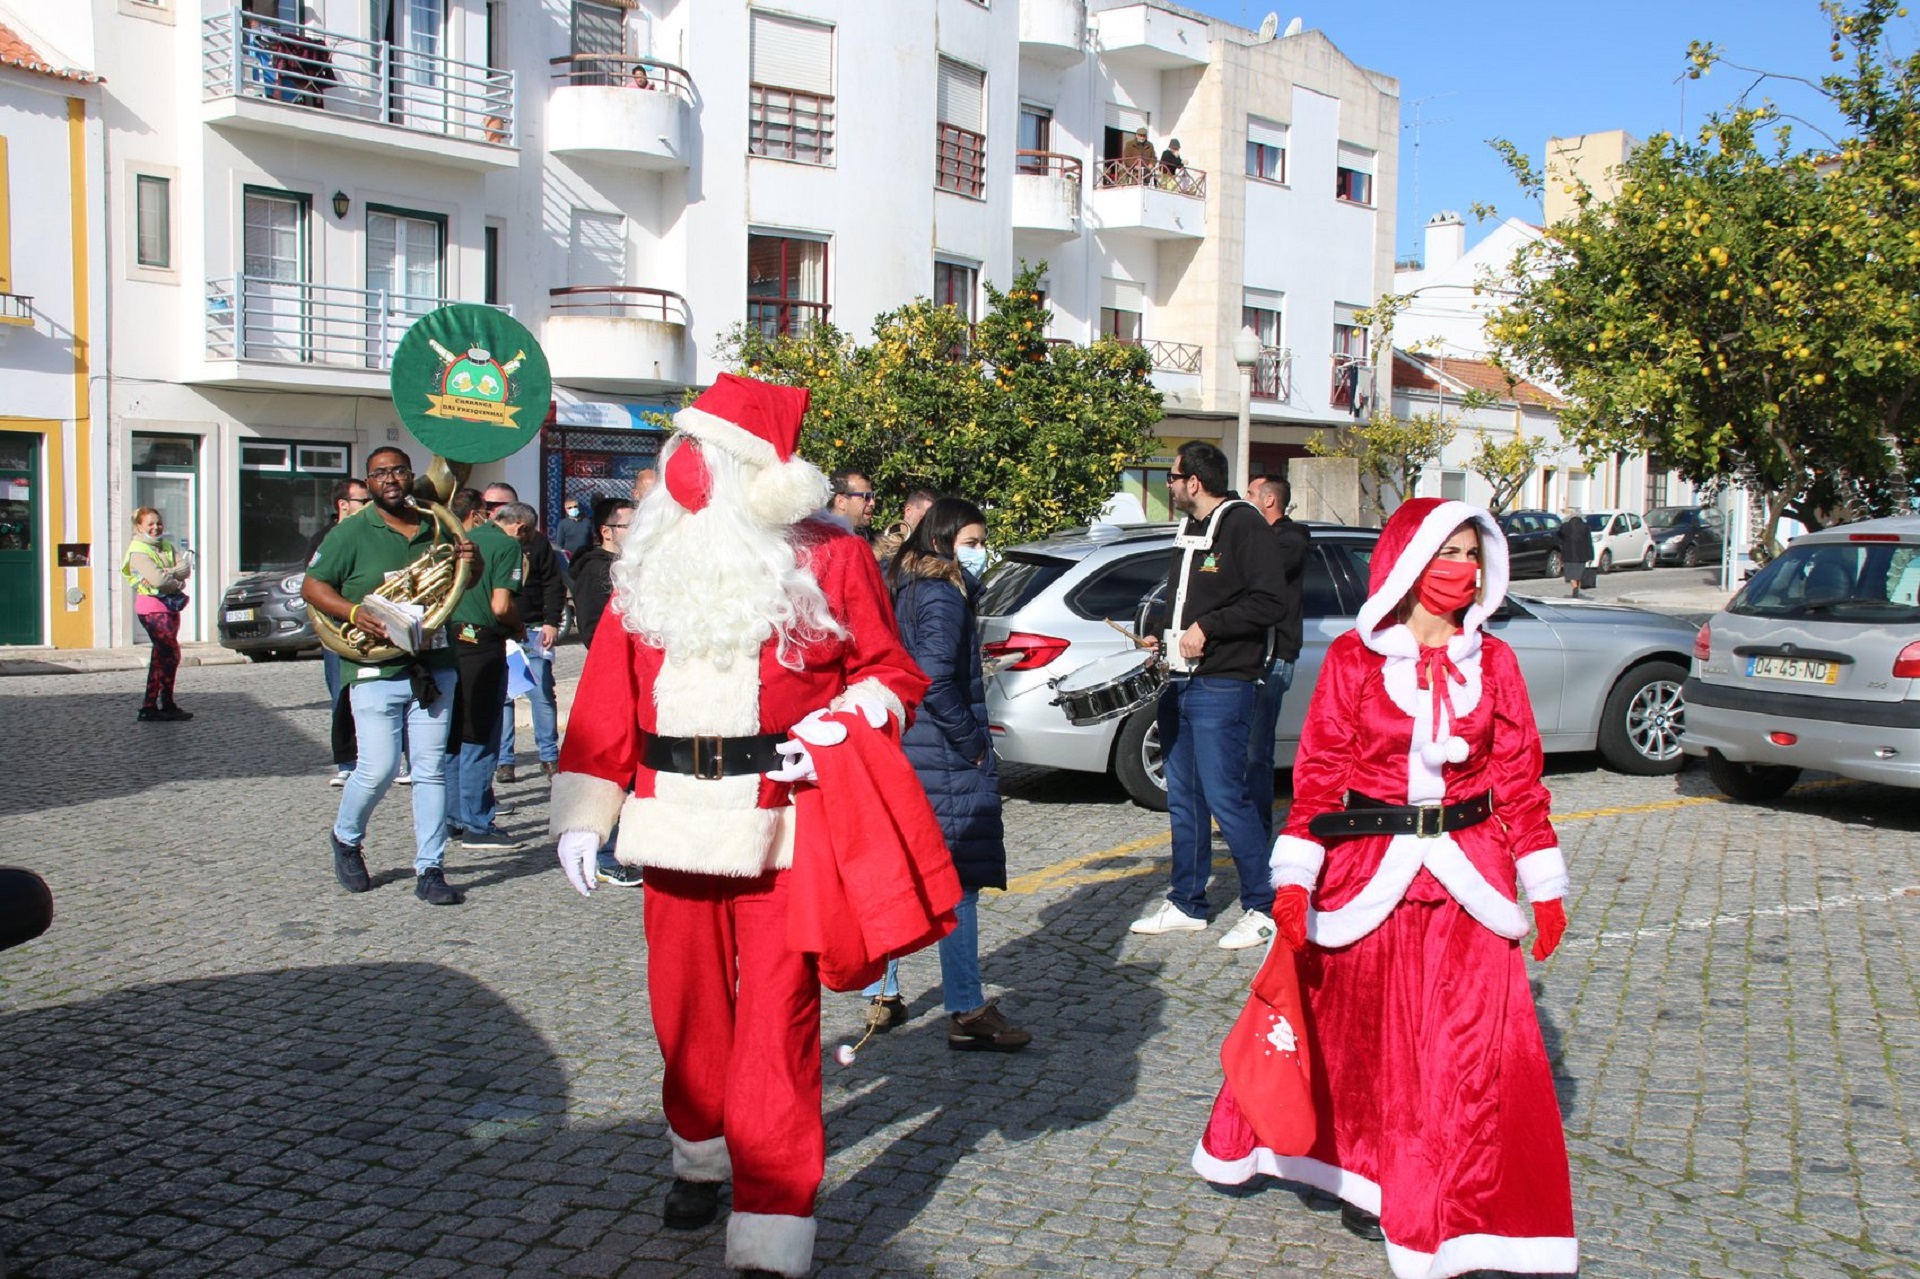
[956,546,988,577]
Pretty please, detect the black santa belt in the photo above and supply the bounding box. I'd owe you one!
[1307,789,1493,840]
[642,732,786,781]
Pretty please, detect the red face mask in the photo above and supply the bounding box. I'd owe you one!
[664,439,711,513]
[1415,556,1479,615]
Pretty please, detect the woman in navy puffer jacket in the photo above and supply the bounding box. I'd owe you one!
[860,496,1030,1052]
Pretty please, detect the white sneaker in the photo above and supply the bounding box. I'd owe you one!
[1217,909,1276,951]
[328,769,349,788]
[395,767,413,786]
[1128,901,1208,936]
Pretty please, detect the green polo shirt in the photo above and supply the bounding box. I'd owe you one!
[447,521,523,632]
[305,502,458,679]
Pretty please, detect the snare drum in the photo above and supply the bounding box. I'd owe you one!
[1049,650,1168,726]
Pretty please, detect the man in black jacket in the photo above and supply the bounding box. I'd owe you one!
[1245,473,1309,844]
[1130,442,1286,949]
[569,496,633,648]
[486,485,567,781]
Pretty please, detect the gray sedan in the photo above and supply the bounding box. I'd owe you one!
[981,523,1700,809]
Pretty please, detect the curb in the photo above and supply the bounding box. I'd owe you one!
[0,645,251,677]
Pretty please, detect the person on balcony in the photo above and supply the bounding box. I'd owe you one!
[1122,126,1157,182]
[1158,138,1186,190]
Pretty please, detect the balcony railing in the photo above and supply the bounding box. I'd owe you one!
[1094,157,1206,199]
[1015,149,1083,182]
[549,286,689,323]
[1331,355,1376,414]
[548,54,693,101]
[749,84,835,164]
[203,6,515,145]
[206,276,506,370]
[0,292,32,324]
[1114,337,1202,374]
[746,297,830,339]
[1251,346,1292,400]
[936,122,987,198]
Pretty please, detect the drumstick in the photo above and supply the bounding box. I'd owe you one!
[1103,617,1148,646]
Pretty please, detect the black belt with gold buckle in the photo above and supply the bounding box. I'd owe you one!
[642,732,786,781]
[1307,789,1494,840]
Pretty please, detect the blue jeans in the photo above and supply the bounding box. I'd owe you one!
[499,650,559,767]
[323,648,342,704]
[334,668,456,875]
[1159,676,1274,920]
[444,705,504,837]
[862,889,983,1014]
[1246,658,1296,843]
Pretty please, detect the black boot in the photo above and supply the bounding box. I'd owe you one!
[1341,1203,1384,1241]
[662,1177,721,1229]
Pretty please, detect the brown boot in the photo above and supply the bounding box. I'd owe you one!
[947,1000,1031,1052]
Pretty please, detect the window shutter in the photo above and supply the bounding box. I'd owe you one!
[1337,142,1374,173]
[937,58,985,131]
[1248,118,1289,149]
[571,1,626,56]
[1101,277,1145,312]
[1104,102,1148,133]
[751,12,834,95]
[568,210,627,286]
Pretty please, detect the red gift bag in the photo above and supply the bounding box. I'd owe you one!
[1207,942,1316,1158]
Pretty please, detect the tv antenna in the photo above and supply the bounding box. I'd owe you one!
[1404,92,1453,257]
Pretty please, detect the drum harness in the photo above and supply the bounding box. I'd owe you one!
[1166,499,1276,681]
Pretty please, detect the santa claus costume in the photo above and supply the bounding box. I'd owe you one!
[1192,497,1578,1279]
[550,374,934,1278]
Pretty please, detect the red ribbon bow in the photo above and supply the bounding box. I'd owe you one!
[1415,644,1466,744]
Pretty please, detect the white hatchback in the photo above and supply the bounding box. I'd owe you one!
[1582,509,1656,573]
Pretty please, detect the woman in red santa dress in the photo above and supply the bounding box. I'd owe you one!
[1194,496,1576,1279]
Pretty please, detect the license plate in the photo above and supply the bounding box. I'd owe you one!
[224,608,257,623]
[1748,655,1838,684]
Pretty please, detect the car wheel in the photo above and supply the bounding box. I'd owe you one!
[1705,749,1802,802]
[1544,549,1564,579]
[1113,706,1169,812]
[1598,549,1614,574]
[1680,543,1700,568]
[1597,660,1688,775]
[1641,545,1657,570]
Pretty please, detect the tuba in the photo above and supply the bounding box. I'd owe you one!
[312,456,473,663]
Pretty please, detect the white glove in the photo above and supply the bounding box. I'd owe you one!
[556,830,599,898]
[765,707,851,784]
[830,686,894,730]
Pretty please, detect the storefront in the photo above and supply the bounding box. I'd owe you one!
[539,400,674,535]
[0,430,42,645]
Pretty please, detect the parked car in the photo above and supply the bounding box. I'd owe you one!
[216,564,319,660]
[981,522,1700,809]
[1647,505,1726,567]
[1498,509,1566,578]
[1681,515,1920,800]
[1583,509,1657,573]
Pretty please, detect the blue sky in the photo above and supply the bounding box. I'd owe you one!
[1179,0,1914,260]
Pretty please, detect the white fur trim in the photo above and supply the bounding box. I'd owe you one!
[727,1211,816,1277]
[747,458,831,527]
[839,676,906,729]
[1306,835,1427,949]
[1269,833,1326,891]
[656,652,760,736]
[616,794,794,876]
[1355,503,1508,651]
[547,772,627,842]
[1421,838,1531,939]
[669,1129,731,1182]
[676,405,779,468]
[1191,1143,1382,1215]
[1516,846,1570,902]
[1385,1232,1578,1279]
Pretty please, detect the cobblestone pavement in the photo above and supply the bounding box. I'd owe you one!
[2,652,1917,1278]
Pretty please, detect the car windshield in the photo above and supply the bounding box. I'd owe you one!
[1647,508,1694,529]
[1582,514,1610,531]
[976,553,1071,617]
[1731,541,1920,622]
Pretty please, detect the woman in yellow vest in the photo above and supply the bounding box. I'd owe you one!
[121,507,194,721]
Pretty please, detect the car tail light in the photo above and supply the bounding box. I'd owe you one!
[1849,532,1902,543]
[1895,641,1920,678]
[1769,731,1798,746]
[982,631,1071,672]
[1692,622,1711,663]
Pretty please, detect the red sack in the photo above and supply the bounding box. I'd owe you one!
[1210,942,1316,1157]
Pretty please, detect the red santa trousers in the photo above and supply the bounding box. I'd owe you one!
[644,866,822,1273]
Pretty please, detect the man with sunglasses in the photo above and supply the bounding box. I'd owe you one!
[1130,441,1286,949]
[823,469,878,540]
[302,446,468,905]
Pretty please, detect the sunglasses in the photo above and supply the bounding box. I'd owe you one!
[1167,472,1192,483]
[840,491,876,501]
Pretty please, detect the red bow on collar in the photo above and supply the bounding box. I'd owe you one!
[1415,644,1466,744]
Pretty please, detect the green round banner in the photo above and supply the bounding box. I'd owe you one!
[390,304,551,464]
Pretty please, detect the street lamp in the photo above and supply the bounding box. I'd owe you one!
[1231,325,1261,493]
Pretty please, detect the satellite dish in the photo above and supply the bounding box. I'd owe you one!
[1257,12,1279,40]
[1283,16,1304,37]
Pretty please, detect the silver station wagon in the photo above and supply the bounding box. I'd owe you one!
[1683,514,1920,800]
[981,523,1702,809]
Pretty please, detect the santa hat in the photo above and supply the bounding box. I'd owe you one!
[1354,497,1509,651]
[673,372,829,526]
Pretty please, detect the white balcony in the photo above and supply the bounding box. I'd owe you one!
[547,56,692,170]
[1093,3,1210,70]
[1013,152,1082,237]
[1089,160,1206,240]
[201,6,517,170]
[545,288,691,392]
[1020,0,1085,66]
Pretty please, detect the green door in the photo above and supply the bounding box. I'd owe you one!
[0,431,42,646]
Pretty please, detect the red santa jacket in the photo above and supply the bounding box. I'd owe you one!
[550,518,930,877]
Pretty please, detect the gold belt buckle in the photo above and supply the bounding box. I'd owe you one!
[1415,801,1444,839]
[691,734,724,781]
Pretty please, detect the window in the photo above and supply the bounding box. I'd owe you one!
[1333,321,1368,361]
[1116,467,1172,521]
[936,57,987,198]
[1017,104,1052,174]
[366,206,445,365]
[934,260,977,322]
[1440,470,1467,503]
[1331,319,1370,410]
[1100,307,1141,342]
[750,12,835,165]
[238,436,355,570]
[1068,553,1170,621]
[136,174,171,269]
[1244,292,1286,399]
[1336,143,1375,205]
[1647,463,1670,510]
[568,209,626,286]
[483,223,501,305]
[1247,118,1287,183]
[236,187,310,362]
[1101,277,1144,343]
[747,233,828,337]
[570,0,628,85]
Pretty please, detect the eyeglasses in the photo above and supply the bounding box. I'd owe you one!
[343,496,371,506]
[367,465,413,481]
[482,500,507,511]
[840,491,876,502]
[1167,472,1192,484]
[606,520,632,530]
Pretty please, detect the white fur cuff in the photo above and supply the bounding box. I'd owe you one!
[1516,847,1570,901]
[840,676,907,729]
[669,1130,732,1182]
[727,1211,816,1277]
[547,771,627,841]
[1269,833,1326,891]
